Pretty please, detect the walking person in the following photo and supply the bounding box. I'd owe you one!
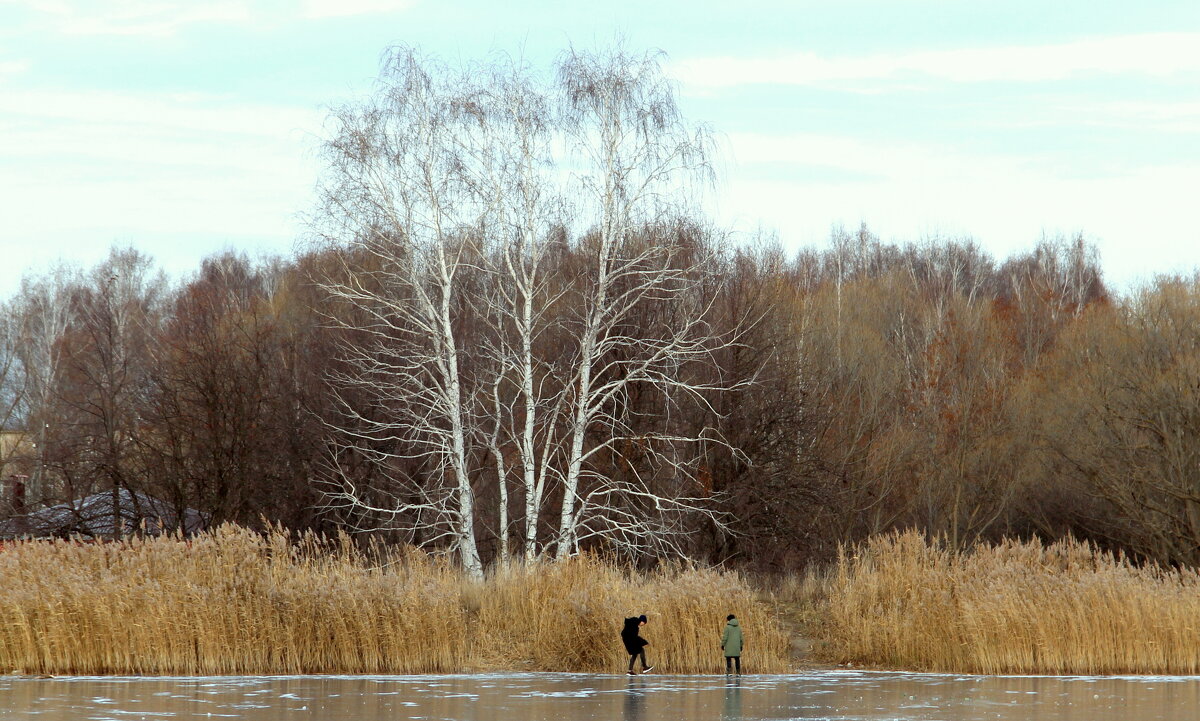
[621,614,654,675]
[721,614,743,674]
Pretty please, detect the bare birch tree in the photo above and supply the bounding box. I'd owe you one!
[41,248,167,536]
[315,48,494,578]
[9,265,80,504]
[0,302,26,437]
[314,45,744,570]
[551,48,737,559]
[469,58,568,563]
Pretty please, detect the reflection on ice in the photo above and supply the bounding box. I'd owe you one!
[2,670,1200,720]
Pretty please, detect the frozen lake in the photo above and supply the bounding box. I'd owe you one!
[2,670,1199,720]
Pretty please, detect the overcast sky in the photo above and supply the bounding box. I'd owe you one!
[1,0,1198,295]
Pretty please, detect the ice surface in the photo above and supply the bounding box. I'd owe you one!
[2,670,1199,720]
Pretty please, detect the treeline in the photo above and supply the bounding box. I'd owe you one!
[2,229,1197,569]
[1,44,1198,572]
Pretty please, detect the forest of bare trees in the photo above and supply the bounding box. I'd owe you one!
[1,47,1198,572]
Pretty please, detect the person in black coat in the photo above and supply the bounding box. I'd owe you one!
[621,614,654,674]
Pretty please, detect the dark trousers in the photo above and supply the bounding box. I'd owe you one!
[628,649,648,671]
[725,655,741,674]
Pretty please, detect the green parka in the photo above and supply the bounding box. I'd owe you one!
[721,618,743,657]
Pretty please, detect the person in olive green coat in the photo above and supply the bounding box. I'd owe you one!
[721,614,743,674]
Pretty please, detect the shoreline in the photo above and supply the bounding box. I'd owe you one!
[11,666,1200,680]
[10,528,1200,677]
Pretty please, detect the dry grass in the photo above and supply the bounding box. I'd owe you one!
[0,525,788,675]
[823,530,1200,674]
[757,565,834,609]
[476,556,790,674]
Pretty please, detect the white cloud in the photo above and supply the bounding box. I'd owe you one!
[0,59,29,78]
[673,33,1200,90]
[5,0,251,36]
[302,0,414,19]
[0,88,322,139]
[722,131,1036,187]
[1023,100,1200,134]
[2,0,415,36]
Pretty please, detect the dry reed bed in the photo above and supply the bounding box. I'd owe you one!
[824,530,1200,675]
[0,525,787,675]
[477,556,790,674]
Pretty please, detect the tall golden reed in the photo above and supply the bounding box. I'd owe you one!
[823,530,1200,674]
[0,525,788,675]
[476,555,790,673]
